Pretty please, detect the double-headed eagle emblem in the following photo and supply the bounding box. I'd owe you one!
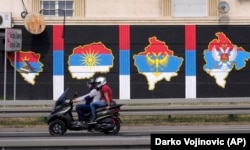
[212,46,237,70]
[146,52,169,76]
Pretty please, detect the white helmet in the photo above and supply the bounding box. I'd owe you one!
[95,76,107,87]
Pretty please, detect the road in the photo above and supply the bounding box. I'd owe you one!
[0,125,250,149]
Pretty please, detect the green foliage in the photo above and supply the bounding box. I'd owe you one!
[1,115,250,128]
[120,115,250,126]
[0,117,46,128]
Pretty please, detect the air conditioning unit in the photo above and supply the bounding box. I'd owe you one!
[0,12,12,28]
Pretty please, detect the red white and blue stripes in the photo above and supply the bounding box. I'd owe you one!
[53,25,64,100]
[185,25,196,98]
[119,25,130,99]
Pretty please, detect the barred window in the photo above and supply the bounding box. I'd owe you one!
[41,0,73,17]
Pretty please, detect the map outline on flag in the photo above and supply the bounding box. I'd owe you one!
[68,42,114,79]
[133,36,183,90]
[7,51,44,85]
[203,32,250,88]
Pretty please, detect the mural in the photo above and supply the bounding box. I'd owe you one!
[130,25,185,99]
[133,36,183,90]
[64,25,119,100]
[68,42,114,79]
[197,26,250,98]
[1,25,250,100]
[203,32,250,88]
[7,51,44,85]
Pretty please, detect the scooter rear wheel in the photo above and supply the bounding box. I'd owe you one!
[49,119,67,136]
[103,117,120,135]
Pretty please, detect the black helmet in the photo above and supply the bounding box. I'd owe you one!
[87,78,95,85]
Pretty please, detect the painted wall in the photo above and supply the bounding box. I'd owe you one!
[0,24,250,100]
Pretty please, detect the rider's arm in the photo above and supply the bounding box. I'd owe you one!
[104,92,111,106]
[73,89,95,102]
[73,94,88,102]
[103,89,111,109]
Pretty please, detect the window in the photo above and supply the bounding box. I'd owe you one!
[172,0,207,17]
[41,0,73,17]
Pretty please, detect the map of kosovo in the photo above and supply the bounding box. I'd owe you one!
[133,36,183,90]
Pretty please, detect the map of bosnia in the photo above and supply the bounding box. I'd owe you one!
[133,36,183,90]
[68,42,114,79]
[203,32,250,88]
[8,51,44,85]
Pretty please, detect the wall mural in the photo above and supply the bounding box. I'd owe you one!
[2,25,250,100]
[68,42,114,79]
[7,51,44,85]
[203,32,250,88]
[133,36,183,90]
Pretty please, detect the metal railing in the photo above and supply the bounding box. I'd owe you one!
[0,97,250,118]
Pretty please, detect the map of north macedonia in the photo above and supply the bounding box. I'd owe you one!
[68,42,114,79]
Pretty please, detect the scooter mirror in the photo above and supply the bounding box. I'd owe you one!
[73,92,78,98]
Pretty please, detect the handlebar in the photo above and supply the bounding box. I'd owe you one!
[69,92,78,105]
[73,92,78,98]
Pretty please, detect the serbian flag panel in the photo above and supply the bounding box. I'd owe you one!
[185,24,196,98]
[53,25,64,100]
[119,25,131,99]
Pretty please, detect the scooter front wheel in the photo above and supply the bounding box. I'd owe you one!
[49,119,67,136]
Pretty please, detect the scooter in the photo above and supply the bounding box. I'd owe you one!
[47,88,122,136]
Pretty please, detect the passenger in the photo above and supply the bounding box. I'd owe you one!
[88,76,113,124]
[72,78,101,126]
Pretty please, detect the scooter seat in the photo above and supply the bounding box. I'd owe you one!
[96,107,105,111]
[95,101,121,111]
[83,101,122,117]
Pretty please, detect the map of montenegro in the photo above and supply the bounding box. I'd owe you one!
[203,32,250,88]
[133,36,183,90]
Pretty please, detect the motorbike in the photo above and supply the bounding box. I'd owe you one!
[47,88,122,136]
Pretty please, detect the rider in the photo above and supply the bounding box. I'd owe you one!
[72,78,101,126]
[89,76,113,124]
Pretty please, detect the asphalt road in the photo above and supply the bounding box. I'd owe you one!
[1,125,250,149]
